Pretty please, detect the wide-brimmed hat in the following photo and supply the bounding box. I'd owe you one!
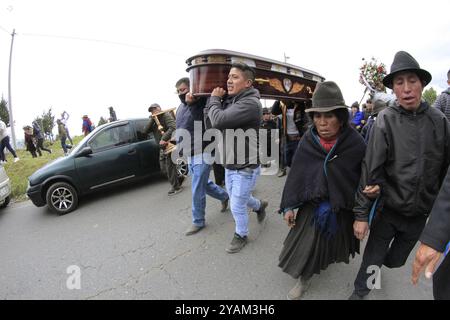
[305,81,348,113]
[372,99,387,115]
[382,51,432,89]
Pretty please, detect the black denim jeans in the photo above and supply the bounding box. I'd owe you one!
[0,136,17,160]
[353,209,427,296]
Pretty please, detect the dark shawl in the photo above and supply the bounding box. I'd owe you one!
[280,125,366,214]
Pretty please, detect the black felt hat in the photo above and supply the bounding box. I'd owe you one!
[382,51,431,89]
[305,81,348,113]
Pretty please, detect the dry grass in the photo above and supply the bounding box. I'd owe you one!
[2,136,83,202]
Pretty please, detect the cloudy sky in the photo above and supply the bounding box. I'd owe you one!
[0,0,449,143]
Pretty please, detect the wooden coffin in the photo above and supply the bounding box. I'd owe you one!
[186,49,325,101]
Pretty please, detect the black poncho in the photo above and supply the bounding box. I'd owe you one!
[280,125,366,214]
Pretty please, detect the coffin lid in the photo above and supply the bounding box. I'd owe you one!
[186,49,325,83]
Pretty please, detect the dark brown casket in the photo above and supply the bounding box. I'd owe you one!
[186,49,325,101]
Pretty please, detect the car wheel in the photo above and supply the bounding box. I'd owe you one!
[176,157,188,178]
[0,196,10,209]
[46,182,79,214]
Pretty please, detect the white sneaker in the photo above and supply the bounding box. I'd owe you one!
[14,157,20,163]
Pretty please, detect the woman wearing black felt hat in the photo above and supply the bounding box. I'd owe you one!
[278,81,366,299]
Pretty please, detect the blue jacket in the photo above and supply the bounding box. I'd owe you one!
[175,97,207,156]
[350,111,365,127]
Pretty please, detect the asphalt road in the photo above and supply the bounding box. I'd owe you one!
[0,171,434,300]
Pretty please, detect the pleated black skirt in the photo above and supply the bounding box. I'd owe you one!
[278,203,359,279]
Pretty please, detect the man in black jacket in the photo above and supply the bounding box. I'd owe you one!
[412,166,450,300]
[349,51,450,299]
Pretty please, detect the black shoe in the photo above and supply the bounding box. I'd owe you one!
[277,169,286,177]
[226,233,247,253]
[348,291,365,300]
[221,198,229,212]
[168,186,183,196]
[185,225,204,236]
[256,200,268,223]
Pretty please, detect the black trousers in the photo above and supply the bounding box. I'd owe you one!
[284,139,299,168]
[0,136,17,160]
[36,138,51,156]
[160,153,180,190]
[354,209,427,296]
[434,253,450,300]
[212,163,225,187]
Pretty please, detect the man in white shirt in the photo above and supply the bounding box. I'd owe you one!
[0,120,19,163]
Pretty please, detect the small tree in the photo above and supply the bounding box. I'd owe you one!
[423,87,437,106]
[33,107,55,135]
[0,96,10,125]
[98,117,108,126]
[41,107,55,134]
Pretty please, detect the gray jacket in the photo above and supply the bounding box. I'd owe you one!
[433,88,450,121]
[32,121,44,139]
[354,101,450,221]
[205,87,262,170]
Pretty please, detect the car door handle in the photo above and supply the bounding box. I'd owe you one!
[128,149,137,155]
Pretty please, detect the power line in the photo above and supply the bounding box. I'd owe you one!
[0,24,11,34]
[19,31,184,57]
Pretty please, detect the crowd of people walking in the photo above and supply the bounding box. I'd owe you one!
[160,50,449,300]
[0,106,119,160]
[2,47,448,300]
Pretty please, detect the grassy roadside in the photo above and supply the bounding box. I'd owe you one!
[3,136,84,202]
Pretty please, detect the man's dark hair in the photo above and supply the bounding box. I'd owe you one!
[175,77,190,88]
[231,62,255,82]
[308,108,350,129]
[447,69,450,81]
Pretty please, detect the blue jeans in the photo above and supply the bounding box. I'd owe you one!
[188,153,229,227]
[60,136,72,154]
[225,166,261,237]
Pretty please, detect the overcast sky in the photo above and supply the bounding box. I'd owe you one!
[0,0,449,141]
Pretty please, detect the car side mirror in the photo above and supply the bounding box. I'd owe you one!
[76,147,93,158]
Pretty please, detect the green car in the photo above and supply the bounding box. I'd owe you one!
[27,118,187,214]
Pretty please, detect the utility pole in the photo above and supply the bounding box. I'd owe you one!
[8,28,16,149]
[284,52,290,64]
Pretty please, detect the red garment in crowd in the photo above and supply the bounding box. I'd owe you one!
[319,136,337,153]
